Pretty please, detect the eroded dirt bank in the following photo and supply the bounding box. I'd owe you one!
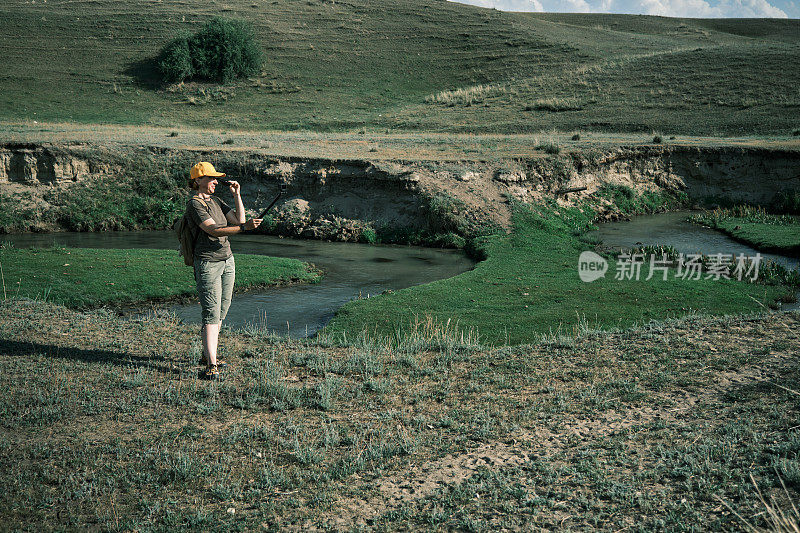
[1,142,798,237]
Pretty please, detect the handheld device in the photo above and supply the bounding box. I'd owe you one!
[258,183,288,219]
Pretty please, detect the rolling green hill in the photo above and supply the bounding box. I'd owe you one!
[1,0,798,134]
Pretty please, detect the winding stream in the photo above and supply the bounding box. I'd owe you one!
[5,211,797,334]
[590,211,800,311]
[0,231,475,336]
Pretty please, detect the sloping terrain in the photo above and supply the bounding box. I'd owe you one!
[1,0,798,134]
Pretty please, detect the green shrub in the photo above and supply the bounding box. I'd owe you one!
[44,159,186,232]
[425,193,469,235]
[536,142,561,155]
[773,189,800,215]
[375,225,424,245]
[652,134,663,143]
[189,18,262,82]
[158,35,193,83]
[429,232,466,249]
[597,184,687,216]
[158,18,262,84]
[359,227,377,244]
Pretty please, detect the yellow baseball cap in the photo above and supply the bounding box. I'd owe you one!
[190,161,226,180]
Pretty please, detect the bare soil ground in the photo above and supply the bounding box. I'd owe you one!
[4,123,800,161]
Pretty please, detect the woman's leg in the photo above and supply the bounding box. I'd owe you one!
[219,256,236,324]
[195,260,225,366]
[203,323,220,366]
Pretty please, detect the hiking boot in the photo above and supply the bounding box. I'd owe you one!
[198,356,227,368]
[199,365,220,381]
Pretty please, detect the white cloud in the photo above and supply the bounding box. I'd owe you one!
[610,0,724,16]
[449,0,789,17]
[715,0,788,16]
[457,0,544,10]
[548,0,595,11]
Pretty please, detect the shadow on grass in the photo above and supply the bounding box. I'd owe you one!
[0,338,180,374]
[123,56,163,90]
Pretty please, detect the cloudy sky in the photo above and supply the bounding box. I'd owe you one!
[451,0,798,18]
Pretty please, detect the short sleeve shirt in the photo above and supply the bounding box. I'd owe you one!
[188,195,233,261]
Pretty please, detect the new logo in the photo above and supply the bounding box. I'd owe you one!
[578,251,608,282]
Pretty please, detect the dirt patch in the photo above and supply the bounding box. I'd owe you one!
[312,437,532,530]
[303,313,800,530]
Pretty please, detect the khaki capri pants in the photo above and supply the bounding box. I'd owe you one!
[194,256,236,325]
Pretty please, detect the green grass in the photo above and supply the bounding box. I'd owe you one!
[1,0,799,134]
[0,298,797,530]
[0,246,320,308]
[324,200,792,345]
[689,207,800,255]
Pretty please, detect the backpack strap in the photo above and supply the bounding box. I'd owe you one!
[192,195,212,213]
[189,195,214,245]
[190,195,214,228]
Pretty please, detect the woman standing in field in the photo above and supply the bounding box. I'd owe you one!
[188,161,262,380]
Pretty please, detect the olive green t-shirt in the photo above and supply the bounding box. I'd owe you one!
[188,195,233,262]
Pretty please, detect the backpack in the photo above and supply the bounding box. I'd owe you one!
[174,196,210,266]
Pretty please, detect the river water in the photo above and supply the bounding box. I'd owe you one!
[1,231,475,336]
[6,212,797,333]
[590,211,800,311]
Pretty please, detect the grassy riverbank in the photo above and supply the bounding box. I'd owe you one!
[689,207,800,256]
[1,299,797,530]
[325,202,795,345]
[0,246,320,308]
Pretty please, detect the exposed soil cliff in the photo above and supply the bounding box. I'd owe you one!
[0,143,116,185]
[499,146,800,204]
[1,143,798,238]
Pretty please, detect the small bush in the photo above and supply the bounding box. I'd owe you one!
[597,184,687,216]
[773,189,800,214]
[525,98,583,112]
[571,133,580,141]
[158,36,193,83]
[652,134,663,143]
[425,84,505,107]
[158,17,262,84]
[359,227,377,244]
[536,142,561,155]
[792,128,800,136]
[429,232,466,249]
[425,193,469,235]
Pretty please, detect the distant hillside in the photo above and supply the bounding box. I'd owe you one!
[1,0,798,134]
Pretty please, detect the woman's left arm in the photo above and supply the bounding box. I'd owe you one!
[225,181,246,225]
